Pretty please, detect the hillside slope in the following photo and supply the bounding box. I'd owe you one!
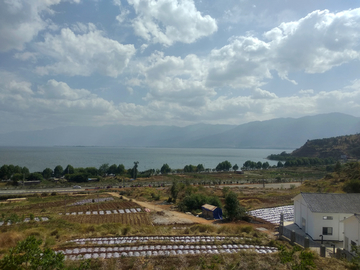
[291,134,360,159]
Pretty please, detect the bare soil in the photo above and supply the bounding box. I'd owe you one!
[108,192,212,225]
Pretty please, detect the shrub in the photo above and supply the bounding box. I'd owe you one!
[178,193,222,212]
[0,235,65,270]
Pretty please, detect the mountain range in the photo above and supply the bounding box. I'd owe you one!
[0,113,359,149]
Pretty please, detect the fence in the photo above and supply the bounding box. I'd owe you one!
[281,226,321,248]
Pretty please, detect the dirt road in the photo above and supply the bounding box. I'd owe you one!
[108,192,212,225]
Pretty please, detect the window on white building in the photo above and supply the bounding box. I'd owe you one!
[323,216,333,220]
[322,227,333,235]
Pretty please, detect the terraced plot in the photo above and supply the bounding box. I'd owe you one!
[58,236,278,260]
[61,212,151,225]
[249,205,294,224]
[66,201,140,213]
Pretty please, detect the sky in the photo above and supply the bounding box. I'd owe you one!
[1,0,360,134]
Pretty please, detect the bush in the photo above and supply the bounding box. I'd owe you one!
[178,193,222,212]
[0,235,65,270]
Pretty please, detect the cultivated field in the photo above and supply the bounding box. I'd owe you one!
[61,212,151,225]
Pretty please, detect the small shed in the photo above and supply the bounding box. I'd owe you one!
[202,204,222,219]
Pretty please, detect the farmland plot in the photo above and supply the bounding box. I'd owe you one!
[57,235,278,260]
[61,213,151,225]
[67,201,140,213]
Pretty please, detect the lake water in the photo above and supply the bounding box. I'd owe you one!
[0,147,291,173]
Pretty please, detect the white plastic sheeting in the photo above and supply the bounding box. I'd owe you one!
[69,197,114,206]
[249,205,294,224]
[62,208,141,216]
[0,217,49,226]
[68,236,245,244]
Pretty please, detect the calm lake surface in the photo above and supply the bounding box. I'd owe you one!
[0,147,292,173]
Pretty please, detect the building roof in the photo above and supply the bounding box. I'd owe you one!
[202,204,217,211]
[342,213,360,223]
[300,193,360,213]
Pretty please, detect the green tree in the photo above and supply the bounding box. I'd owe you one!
[197,164,205,172]
[98,163,109,176]
[170,180,181,202]
[262,162,270,169]
[277,161,284,168]
[12,173,23,181]
[42,168,53,180]
[84,167,98,176]
[108,164,118,175]
[216,160,232,171]
[22,167,30,177]
[224,191,246,221]
[54,165,63,178]
[64,164,75,175]
[161,163,171,174]
[14,165,22,174]
[132,161,139,179]
[256,161,262,169]
[0,235,65,270]
[117,164,126,175]
[28,173,43,181]
[0,165,9,179]
[233,164,239,171]
[68,173,88,183]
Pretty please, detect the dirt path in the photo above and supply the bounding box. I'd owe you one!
[108,192,212,225]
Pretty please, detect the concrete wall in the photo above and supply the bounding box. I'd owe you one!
[344,216,360,251]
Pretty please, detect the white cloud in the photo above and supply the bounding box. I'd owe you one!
[127,0,217,46]
[0,0,79,52]
[206,36,272,89]
[265,9,360,75]
[252,88,277,99]
[14,52,38,62]
[299,89,314,95]
[0,75,126,131]
[35,24,136,77]
[138,52,214,107]
[205,8,360,89]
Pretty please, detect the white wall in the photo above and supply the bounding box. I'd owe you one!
[343,216,360,251]
[310,213,351,241]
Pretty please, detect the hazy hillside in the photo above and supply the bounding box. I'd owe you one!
[291,134,360,159]
[187,113,360,149]
[0,113,359,148]
[0,124,236,147]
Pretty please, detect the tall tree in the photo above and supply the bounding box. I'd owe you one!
[98,163,109,176]
[132,161,139,179]
[233,164,239,171]
[42,168,53,180]
[224,191,246,221]
[64,164,75,175]
[197,164,205,172]
[108,164,117,175]
[216,160,232,171]
[54,165,63,178]
[160,163,171,174]
[22,167,30,177]
[117,164,126,175]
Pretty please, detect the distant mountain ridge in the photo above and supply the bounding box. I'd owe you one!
[0,113,359,148]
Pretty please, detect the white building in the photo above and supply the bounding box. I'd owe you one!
[293,193,360,241]
[343,214,360,252]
